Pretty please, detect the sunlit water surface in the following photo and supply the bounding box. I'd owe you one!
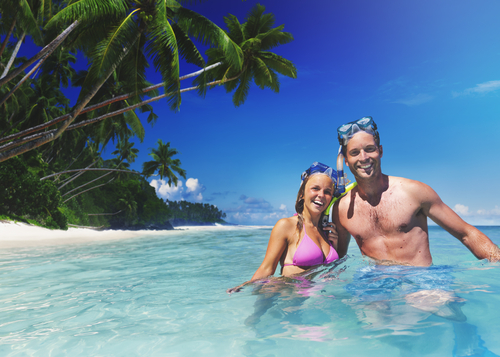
[1,226,499,356]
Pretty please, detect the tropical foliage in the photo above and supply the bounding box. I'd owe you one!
[142,139,186,185]
[194,3,297,106]
[166,200,226,225]
[0,2,296,229]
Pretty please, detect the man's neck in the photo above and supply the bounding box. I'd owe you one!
[355,173,389,204]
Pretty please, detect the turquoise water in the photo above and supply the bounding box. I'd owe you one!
[1,226,500,356]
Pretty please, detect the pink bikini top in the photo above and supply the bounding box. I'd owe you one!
[283,229,339,267]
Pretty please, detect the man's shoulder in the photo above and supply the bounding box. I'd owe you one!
[388,176,428,190]
[388,176,437,200]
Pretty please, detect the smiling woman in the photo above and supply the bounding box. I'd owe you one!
[227,162,340,294]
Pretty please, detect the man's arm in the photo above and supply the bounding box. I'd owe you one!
[333,201,351,258]
[418,182,500,261]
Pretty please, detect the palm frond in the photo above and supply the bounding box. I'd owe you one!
[171,22,205,67]
[176,7,243,71]
[18,0,44,44]
[244,4,274,38]
[122,101,145,142]
[79,11,140,101]
[256,25,294,50]
[146,17,181,110]
[259,52,297,78]
[252,57,272,89]
[46,0,128,29]
[118,33,150,97]
[223,14,245,43]
[232,67,252,107]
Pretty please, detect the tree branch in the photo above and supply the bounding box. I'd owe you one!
[0,62,222,145]
[41,168,140,181]
[0,20,79,87]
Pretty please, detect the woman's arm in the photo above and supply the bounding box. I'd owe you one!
[227,218,292,294]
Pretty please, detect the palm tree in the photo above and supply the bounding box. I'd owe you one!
[194,3,297,106]
[2,3,298,148]
[142,139,186,186]
[112,139,139,164]
[0,0,243,162]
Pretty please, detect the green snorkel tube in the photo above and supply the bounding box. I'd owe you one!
[323,147,357,223]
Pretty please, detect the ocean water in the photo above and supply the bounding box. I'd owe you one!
[0,226,499,356]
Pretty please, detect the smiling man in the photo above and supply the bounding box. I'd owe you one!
[333,116,499,266]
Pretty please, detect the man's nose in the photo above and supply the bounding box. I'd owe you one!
[359,150,368,160]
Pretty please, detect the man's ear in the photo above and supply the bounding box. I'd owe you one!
[379,145,383,158]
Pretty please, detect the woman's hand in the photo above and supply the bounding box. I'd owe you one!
[226,282,248,294]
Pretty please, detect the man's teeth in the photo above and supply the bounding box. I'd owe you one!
[359,163,372,169]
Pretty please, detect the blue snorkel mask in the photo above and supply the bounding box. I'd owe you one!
[337,116,379,150]
[335,116,379,195]
[301,162,337,184]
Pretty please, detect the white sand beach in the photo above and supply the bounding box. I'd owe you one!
[0,221,267,248]
[0,221,168,248]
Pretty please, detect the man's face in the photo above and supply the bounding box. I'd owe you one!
[345,132,383,180]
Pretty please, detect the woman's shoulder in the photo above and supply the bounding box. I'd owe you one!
[272,216,298,234]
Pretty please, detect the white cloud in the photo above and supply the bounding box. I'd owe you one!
[453,204,500,225]
[454,203,470,215]
[150,178,205,202]
[392,93,434,106]
[150,179,184,201]
[453,80,500,97]
[186,178,201,192]
[476,205,500,216]
[223,196,291,225]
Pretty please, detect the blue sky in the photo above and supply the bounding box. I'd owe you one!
[18,0,500,225]
[139,0,500,226]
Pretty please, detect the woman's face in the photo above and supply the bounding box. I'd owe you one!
[302,174,334,214]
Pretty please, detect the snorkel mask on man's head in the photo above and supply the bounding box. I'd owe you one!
[335,116,379,195]
[337,116,380,154]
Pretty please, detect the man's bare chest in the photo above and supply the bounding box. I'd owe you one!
[341,194,421,238]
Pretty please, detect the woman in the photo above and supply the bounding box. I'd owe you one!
[227,162,341,294]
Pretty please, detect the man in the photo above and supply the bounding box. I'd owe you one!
[333,116,499,265]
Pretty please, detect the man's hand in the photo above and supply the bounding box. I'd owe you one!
[323,222,338,244]
[488,245,500,262]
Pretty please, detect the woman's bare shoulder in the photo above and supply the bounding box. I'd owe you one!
[273,216,298,231]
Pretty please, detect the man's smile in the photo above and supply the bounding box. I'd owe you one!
[358,162,373,170]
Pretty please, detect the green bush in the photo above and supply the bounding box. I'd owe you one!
[0,157,66,229]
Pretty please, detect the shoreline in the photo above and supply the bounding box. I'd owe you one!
[0,221,270,248]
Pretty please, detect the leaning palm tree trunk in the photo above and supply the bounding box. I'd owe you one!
[0,33,139,163]
[0,62,222,145]
[57,159,100,189]
[88,210,122,216]
[62,177,115,204]
[0,21,79,87]
[1,33,25,79]
[41,168,140,181]
[61,170,113,197]
[0,19,16,59]
[0,70,244,152]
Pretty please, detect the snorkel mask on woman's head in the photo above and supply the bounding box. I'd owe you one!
[337,116,380,148]
[301,162,337,183]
